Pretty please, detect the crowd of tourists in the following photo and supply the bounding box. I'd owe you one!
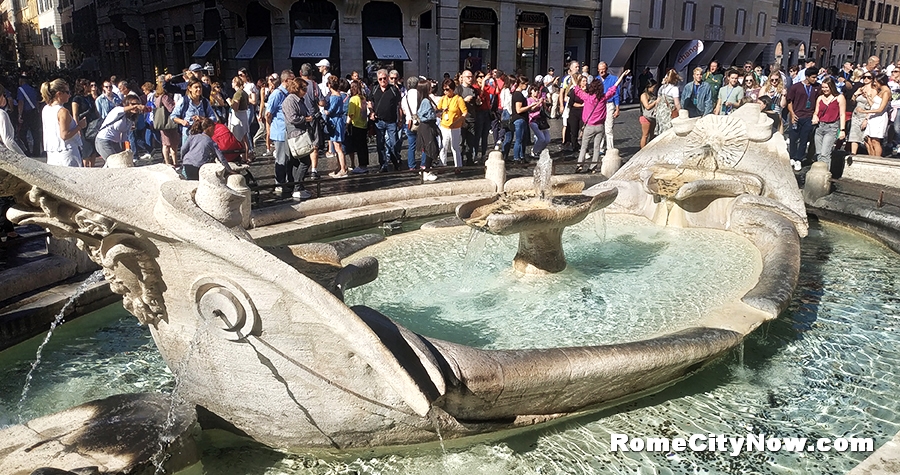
[3,51,900,205]
[637,55,900,172]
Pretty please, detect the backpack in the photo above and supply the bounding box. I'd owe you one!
[152,95,177,130]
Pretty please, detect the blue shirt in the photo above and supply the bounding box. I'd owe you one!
[596,74,620,107]
[172,96,214,135]
[266,86,288,142]
[17,84,39,112]
[95,94,122,119]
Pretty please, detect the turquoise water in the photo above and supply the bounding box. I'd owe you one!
[2,219,898,474]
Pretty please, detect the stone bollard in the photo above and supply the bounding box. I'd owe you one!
[226,173,252,229]
[600,148,622,178]
[485,147,506,193]
[803,162,832,204]
[105,150,134,168]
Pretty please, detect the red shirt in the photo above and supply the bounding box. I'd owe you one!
[817,97,841,123]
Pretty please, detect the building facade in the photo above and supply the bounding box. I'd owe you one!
[774,0,812,69]
[857,0,900,67]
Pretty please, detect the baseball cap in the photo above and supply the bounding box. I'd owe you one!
[535,74,543,83]
[188,63,204,72]
[315,59,331,68]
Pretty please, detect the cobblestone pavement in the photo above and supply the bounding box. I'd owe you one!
[127,104,646,208]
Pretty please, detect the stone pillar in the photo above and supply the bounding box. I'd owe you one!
[803,162,832,204]
[437,0,460,76]
[548,7,565,72]
[485,148,506,192]
[600,148,621,178]
[342,15,363,76]
[271,10,292,73]
[497,2,517,73]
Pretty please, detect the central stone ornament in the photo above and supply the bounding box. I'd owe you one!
[456,152,617,274]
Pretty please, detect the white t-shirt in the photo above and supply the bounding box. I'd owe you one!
[659,83,680,98]
[401,89,419,121]
[243,82,259,105]
[319,72,332,98]
[96,106,134,143]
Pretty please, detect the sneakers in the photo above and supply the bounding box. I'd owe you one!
[139,153,152,160]
[326,152,336,159]
[422,172,437,181]
[274,186,283,195]
[309,170,320,180]
[351,166,369,174]
[292,190,312,200]
[329,170,349,178]
[790,159,801,171]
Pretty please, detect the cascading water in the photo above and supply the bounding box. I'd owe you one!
[533,151,553,202]
[15,270,105,422]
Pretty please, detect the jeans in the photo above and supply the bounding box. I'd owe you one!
[529,122,550,156]
[814,121,839,170]
[406,130,419,169]
[788,117,815,163]
[474,110,492,159]
[461,118,476,163]
[375,120,399,170]
[578,124,605,167]
[512,119,527,161]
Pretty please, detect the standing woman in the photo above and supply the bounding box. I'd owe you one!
[848,71,870,155]
[280,77,314,199]
[347,80,370,173]
[759,74,787,115]
[40,79,85,167]
[498,76,515,158]
[862,74,892,157]
[324,75,349,177]
[639,80,659,149]
[210,81,229,123]
[655,69,682,135]
[227,75,251,160]
[415,79,440,181]
[743,75,761,102]
[526,82,551,158]
[71,78,99,167]
[94,96,148,162]
[154,76,180,167]
[437,78,467,168]
[565,74,586,154]
[509,75,530,163]
[254,77,271,152]
[171,79,214,147]
[573,70,628,173]
[811,78,846,170]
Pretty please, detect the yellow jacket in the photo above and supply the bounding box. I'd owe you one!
[438,94,467,129]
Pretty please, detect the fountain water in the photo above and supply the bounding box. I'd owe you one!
[15,269,104,420]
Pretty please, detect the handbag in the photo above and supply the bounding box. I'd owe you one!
[83,118,103,141]
[535,110,550,130]
[152,97,178,130]
[406,95,420,133]
[322,117,336,137]
[287,130,315,157]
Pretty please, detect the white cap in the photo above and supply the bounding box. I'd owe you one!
[315,59,331,68]
[535,75,543,83]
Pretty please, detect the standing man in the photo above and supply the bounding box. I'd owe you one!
[455,70,478,166]
[682,67,714,118]
[95,80,122,120]
[165,64,211,99]
[595,61,619,156]
[368,69,402,171]
[786,67,821,171]
[545,68,560,118]
[299,63,325,179]
[714,69,744,116]
[15,73,41,157]
[703,61,724,91]
[316,59,332,97]
[796,59,817,84]
[864,55,881,74]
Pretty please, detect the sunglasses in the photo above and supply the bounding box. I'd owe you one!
[443,88,451,92]
[864,76,873,79]
[378,77,388,81]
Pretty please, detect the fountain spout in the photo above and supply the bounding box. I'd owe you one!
[533,151,553,202]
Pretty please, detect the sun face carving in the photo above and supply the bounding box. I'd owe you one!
[683,115,750,170]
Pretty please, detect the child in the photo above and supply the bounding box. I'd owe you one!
[181,117,233,180]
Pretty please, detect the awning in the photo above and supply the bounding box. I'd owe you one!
[291,36,332,58]
[192,40,217,58]
[236,36,267,60]
[598,37,641,68]
[368,37,410,61]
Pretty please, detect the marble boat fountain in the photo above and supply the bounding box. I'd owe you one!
[0,104,806,455]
